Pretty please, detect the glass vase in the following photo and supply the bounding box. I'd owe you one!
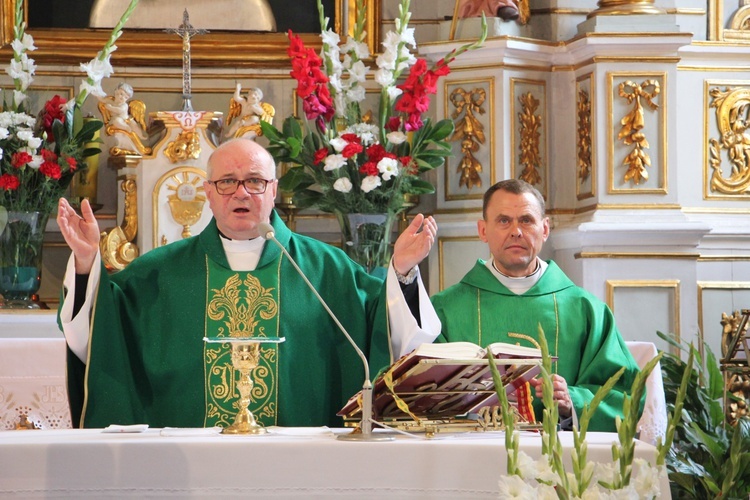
[0,210,50,309]
[337,212,397,279]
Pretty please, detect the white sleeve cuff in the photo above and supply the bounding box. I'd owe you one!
[60,251,102,363]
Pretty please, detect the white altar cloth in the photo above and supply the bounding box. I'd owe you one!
[0,428,671,499]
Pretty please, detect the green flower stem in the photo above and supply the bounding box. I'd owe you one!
[73,0,139,110]
[488,353,520,476]
[657,345,693,465]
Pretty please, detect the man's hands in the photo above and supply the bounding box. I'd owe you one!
[528,374,573,417]
[57,198,101,274]
[392,214,437,276]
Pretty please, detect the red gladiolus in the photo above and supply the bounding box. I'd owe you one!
[40,161,62,180]
[0,173,20,190]
[385,116,402,132]
[65,157,77,171]
[11,151,32,168]
[340,133,360,144]
[313,148,328,165]
[287,30,334,123]
[41,95,67,142]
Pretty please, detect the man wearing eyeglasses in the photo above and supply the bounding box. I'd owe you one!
[56,138,434,429]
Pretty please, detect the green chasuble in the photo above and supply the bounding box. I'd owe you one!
[65,211,392,428]
[431,260,641,432]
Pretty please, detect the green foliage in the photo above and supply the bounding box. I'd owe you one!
[657,331,750,499]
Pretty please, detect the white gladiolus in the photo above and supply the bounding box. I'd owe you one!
[12,90,26,107]
[348,61,368,83]
[333,177,353,193]
[360,175,381,193]
[11,33,36,54]
[28,155,43,169]
[323,154,346,171]
[374,68,395,88]
[79,80,106,98]
[346,86,366,104]
[80,57,114,83]
[497,475,536,498]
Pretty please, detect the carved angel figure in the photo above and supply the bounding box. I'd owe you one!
[97,83,151,156]
[224,84,275,140]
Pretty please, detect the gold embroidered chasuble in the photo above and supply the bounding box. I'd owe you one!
[65,212,392,429]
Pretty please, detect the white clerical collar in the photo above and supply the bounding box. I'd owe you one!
[485,257,548,295]
[219,234,265,271]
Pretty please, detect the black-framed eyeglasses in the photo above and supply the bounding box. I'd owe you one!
[207,178,274,195]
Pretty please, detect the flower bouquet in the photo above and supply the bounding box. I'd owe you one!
[262,0,486,274]
[0,0,139,307]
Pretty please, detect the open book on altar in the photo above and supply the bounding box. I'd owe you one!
[338,341,550,423]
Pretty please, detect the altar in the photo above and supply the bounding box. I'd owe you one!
[0,427,671,499]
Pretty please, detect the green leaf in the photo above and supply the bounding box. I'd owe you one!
[290,189,323,210]
[286,137,303,158]
[407,179,435,195]
[278,166,313,192]
[75,119,104,143]
[81,147,102,158]
[260,120,282,141]
[428,119,455,141]
[282,116,303,141]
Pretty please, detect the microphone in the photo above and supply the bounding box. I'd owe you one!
[258,222,392,442]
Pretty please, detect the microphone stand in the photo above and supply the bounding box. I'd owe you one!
[259,223,393,442]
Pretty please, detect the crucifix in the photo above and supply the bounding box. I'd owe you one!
[165,10,208,112]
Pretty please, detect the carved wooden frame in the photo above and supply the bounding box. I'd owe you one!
[0,0,380,68]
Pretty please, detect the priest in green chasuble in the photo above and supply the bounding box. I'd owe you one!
[391,179,642,432]
[56,139,436,429]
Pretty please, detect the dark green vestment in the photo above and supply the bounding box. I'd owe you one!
[65,211,392,428]
[431,260,641,432]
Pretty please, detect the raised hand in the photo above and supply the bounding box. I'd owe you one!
[57,197,101,274]
[392,213,437,276]
[529,374,573,417]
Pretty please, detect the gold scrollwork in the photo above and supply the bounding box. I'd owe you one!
[577,89,593,184]
[207,274,278,337]
[617,79,660,186]
[708,86,750,195]
[720,309,750,425]
[517,92,543,186]
[450,87,486,190]
[164,130,202,163]
[100,177,140,271]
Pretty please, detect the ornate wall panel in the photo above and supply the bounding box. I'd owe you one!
[576,73,595,201]
[437,236,486,291]
[443,78,495,201]
[606,71,668,194]
[606,280,680,354]
[704,80,750,200]
[710,0,750,42]
[510,78,547,199]
[697,281,750,363]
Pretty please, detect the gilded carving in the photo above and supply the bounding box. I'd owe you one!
[517,92,542,186]
[577,89,593,184]
[164,130,201,163]
[166,172,206,239]
[617,80,660,186]
[708,87,750,195]
[207,274,279,337]
[720,309,750,425]
[450,87,486,190]
[100,177,140,271]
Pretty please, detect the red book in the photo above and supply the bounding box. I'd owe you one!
[338,341,549,422]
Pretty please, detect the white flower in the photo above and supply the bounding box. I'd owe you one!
[376,47,397,71]
[0,147,3,160]
[12,90,26,107]
[329,73,343,93]
[381,31,401,55]
[386,131,407,145]
[387,86,403,102]
[80,57,114,83]
[611,484,640,500]
[27,155,43,169]
[348,60,368,83]
[26,136,42,149]
[399,27,416,48]
[360,175,381,193]
[497,475,536,498]
[341,38,370,60]
[321,28,340,48]
[374,68,395,88]
[323,154,346,171]
[333,177,352,193]
[593,461,619,486]
[329,137,348,153]
[0,128,9,140]
[79,80,106,98]
[11,33,36,54]
[535,484,558,500]
[346,85,366,104]
[632,459,662,498]
[581,486,615,500]
[16,129,34,142]
[377,157,399,181]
